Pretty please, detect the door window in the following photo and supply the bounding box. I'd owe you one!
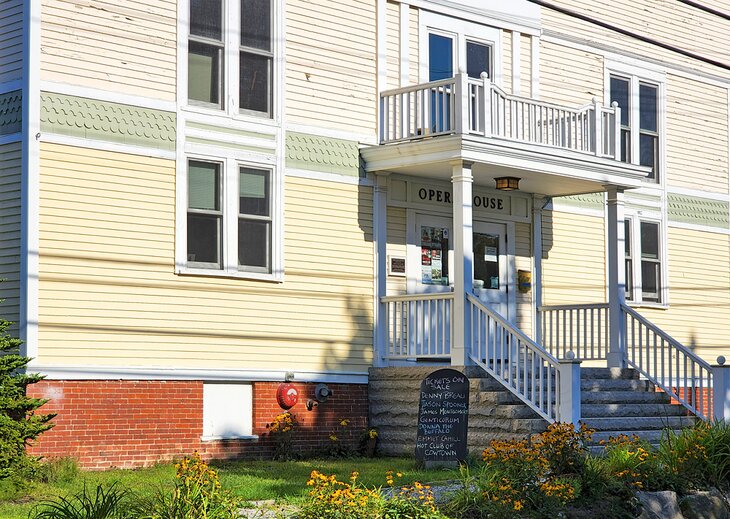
[473,232,500,290]
[420,225,449,285]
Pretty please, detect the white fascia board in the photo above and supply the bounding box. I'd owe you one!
[404,0,541,35]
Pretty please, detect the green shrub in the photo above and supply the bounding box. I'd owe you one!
[659,420,730,489]
[31,482,130,519]
[0,304,55,479]
[35,457,81,484]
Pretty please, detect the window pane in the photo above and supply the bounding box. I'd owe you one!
[188,42,221,104]
[624,220,631,256]
[241,0,271,51]
[473,233,499,290]
[190,0,222,40]
[189,161,220,210]
[240,52,270,113]
[625,259,633,301]
[641,260,660,302]
[420,226,449,285]
[620,128,631,163]
[239,219,270,269]
[610,76,630,126]
[639,133,657,177]
[640,222,659,259]
[188,214,221,265]
[240,168,270,216]
[639,83,657,132]
[429,33,453,81]
[466,41,490,79]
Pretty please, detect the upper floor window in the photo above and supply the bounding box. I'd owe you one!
[188,0,273,117]
[610,74,660,182]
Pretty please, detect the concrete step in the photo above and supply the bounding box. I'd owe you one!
[582,415,697,432]
[370,402,540,420]
[372,414,547,433]
[589,429,677,446]
[581,403,690,418]
[581,379,656,392]
[581,390,671,404]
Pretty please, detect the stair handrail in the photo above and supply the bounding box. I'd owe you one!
[467,293,579,424]
[622,304,713,420]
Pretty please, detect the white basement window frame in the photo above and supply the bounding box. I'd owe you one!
[202,382,256,440]
[181,155,283,282]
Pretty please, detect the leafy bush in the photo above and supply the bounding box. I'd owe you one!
[266,411,298,460]
[35,457,81,484]
[134,452,239,519]
[31,482,130,519]
[0,306,54,479]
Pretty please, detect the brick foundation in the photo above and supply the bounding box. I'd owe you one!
[27,380,368,469]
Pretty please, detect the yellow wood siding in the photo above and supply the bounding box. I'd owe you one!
[515,222,533,335]
[542,210,606,304]
[520,33,532,98]
[0,142,21,332]
[0,0,23,83]
[386,1,400,90]
[637,227,730,364]
[539,40,603,107]
[286,0,376,136]
[666,74,729,194]
[386,206,407,295]
[408,7,418,84]
[501,30,512,93]
[40,0,176,101]
[37,143,374,373]
[542,0,730,79]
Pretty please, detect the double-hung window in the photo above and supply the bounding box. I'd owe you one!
[624,218,664,304]
[186,160,276,276]
[610,74,661,182]
[188,0,274,117]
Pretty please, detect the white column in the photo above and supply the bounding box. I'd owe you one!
[373,174,388,367]
[451,162,473,366]
[532,196,546,344]
[558,352,582,426]
[713,356,730,422]
[606,187,626,369]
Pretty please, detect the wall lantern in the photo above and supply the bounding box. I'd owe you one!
[495,177,520,191]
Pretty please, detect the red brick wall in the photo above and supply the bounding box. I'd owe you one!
[27,380,368,469]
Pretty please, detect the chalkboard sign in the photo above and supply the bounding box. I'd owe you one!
[415,368,469,466]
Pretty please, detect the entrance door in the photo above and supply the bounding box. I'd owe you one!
[472,221,508,318]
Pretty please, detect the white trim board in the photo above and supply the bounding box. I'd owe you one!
[32,365,369,384]
[40,134,176,160]
[285,168,373,187]
[40,81,177,112]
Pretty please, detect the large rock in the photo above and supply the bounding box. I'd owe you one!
[636,491,683,519]
[680,488,729,519]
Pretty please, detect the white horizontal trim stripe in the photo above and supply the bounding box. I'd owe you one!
[40,81,177,112]
[285,122,376,145]
[667,186,730,202]
[286,168,374,186]
[667,221,730,235]
[29,365,370,384]
[41,134,176,160]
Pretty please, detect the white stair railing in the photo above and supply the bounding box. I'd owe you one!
[467,294,580,424]
[381,293,453,360]
[538,303,610,360]
[623,304,713,420]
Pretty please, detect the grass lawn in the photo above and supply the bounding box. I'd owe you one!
[0,457,459,519]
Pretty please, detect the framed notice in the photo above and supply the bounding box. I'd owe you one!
[388,256,406,277]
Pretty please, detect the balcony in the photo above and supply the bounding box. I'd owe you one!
[362,73,649,197]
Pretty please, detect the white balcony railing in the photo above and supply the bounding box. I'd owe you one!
[379,73,621,160]
[381,293,453,359]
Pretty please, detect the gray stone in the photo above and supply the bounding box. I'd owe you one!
[636,491,683,519]
[680,488,729,519]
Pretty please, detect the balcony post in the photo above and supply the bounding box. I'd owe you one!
[454,71,470,135]
[451,161,473,366]
[533,196,548,344]
[713,356,730,422]
[592,97,603,156]
[481,72,492,138]
[606,187,626,369]
[373,173,389,366]
[558,352,582,426]
[612,102,621,161]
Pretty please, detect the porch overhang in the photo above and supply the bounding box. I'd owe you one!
[361,134,650,197]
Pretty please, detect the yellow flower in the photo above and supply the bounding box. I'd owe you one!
[514,500,523,511]
[339,418,350,426]
[329,434,338,442]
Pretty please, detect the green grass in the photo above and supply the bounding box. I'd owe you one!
[0,458,458,519]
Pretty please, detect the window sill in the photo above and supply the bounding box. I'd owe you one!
[182,104,280,128]
[200,435,259,442]
[177,267,283,283]
[627,301,668,310]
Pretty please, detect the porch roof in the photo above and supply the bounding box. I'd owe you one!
[360,134,650,197]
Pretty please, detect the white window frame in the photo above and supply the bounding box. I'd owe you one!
[604,61,666,186]
[419,12,503,86]
[623,213,668,307]
[181,0,282,123]
[178,153,283,282]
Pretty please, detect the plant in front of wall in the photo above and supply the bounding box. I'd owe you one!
[266,411,299,460]
[31,481,131,519]
[323,418,356,458]
[0,298,55,480]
